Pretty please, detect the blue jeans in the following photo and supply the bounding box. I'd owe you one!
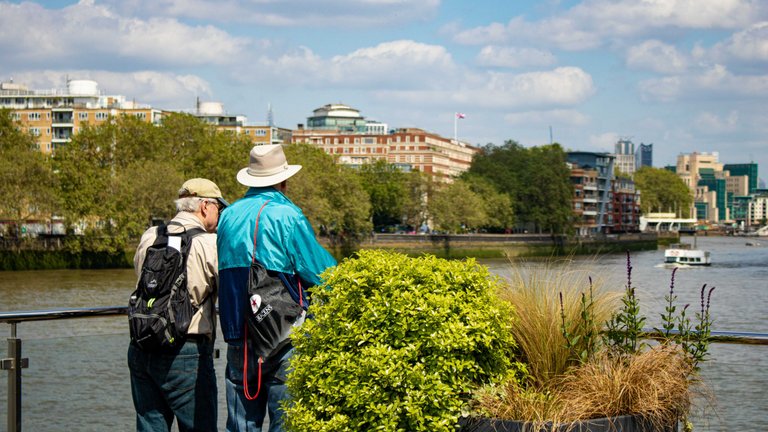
[224,340,292,432]
[128,338,217,432]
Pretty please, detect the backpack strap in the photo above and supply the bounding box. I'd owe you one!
[162,222,210,322]
[244,201,270,401]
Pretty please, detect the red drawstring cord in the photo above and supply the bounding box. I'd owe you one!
[243,201,270,401]
[243,325,263,400]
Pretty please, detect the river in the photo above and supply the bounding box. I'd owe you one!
[1,235,766,431]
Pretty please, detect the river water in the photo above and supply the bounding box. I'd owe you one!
[1,235,766,431]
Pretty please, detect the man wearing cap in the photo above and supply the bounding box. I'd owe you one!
[217,144,336,432]
[128,178,229,432]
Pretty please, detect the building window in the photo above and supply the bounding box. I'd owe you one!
[95,112,108,120]
[135,112,147,120]
[78,112,89,120]
[28,112,41,121]
[29,127,40,136]
[11,113,21,120]
[255,129,267,136]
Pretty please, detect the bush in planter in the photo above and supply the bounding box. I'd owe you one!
[284,250,526,432]
[470,253,713,431]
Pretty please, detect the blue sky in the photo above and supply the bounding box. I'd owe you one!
[2,0,767,180]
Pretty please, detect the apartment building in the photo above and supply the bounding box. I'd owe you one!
[614,139,636,175]
[1,79,162,153]
[567,152,618,235]
[193,101,290,145]
[292,104,477,182]
[612,176,641,233]
[674,153,759,224]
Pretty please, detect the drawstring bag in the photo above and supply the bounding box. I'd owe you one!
[243,201,305,399]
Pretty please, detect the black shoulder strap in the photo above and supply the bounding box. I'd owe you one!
[173,224,210,308]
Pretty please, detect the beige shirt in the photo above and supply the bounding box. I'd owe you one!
[133,212,218,339]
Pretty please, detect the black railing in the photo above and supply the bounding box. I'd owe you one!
[2,307,767,432]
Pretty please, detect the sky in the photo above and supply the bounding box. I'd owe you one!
[1,0,767,180]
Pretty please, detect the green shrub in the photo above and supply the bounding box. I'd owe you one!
[285,249,525,432]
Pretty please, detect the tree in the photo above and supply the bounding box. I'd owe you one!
[428,179,486,233]
[358,159,408,230]
[634,166,693,218]
[54,113,252,251]
[284,143,371,251]
[525,144,573,234]
[463,175,515,232]
[0,109,60,239]
[466,140,573,234]
[401,170,433,231]
[160,113,251,200]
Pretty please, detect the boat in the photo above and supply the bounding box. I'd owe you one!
[664,242,711,266]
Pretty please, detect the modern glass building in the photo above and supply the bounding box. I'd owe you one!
[305,104,369,133]
[635,143,653,169]
[724,163,758,194]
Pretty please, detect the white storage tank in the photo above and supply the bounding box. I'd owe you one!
[67,79,99,95]
[198,101,224,115]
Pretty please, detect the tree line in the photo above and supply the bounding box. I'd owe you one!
[0,109,693,254]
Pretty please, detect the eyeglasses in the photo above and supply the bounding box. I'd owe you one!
[201,199,223,215]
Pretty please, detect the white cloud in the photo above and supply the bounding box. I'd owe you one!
[103,0,441,26]
[476,46,557,69]
[569,0,760,32]
[377,67,595,110]
[589,132,620,152]
[694,110,740,133]
[0,1,250,69]
[453,16,601,51]
[639,64,768,102]
[255,40,456,89]
[626,40,688,74]
[710,21,768,63]
[504,109,589,126]
[452,0,767,50]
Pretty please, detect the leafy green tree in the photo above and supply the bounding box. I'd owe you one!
[466,141,572,234]
[428,179,486,233]
[55,114,250,251]
[401,170,433,231]
[358,159,408,230]
[464,175,515,232]
[0,109,60,239]
[160,113,251,200]
[526,144,573,234]
[634,166,693,218]
[284,143,371,251]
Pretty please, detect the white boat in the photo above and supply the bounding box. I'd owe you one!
[664,242,711,266]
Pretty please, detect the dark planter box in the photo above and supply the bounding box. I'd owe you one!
[457,415,678,432]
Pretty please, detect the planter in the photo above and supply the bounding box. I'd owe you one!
[457,415,678,432]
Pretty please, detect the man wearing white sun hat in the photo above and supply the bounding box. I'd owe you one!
[217,144,336,432]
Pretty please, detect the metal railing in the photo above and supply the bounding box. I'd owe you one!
[2,307,768,432]
[1,307,126,432]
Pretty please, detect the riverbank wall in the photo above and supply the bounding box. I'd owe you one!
[1,232,668,270]
[353,232,664,260]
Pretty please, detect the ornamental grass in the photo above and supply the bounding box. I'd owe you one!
[473,256,708,430]
[497,258,620,386]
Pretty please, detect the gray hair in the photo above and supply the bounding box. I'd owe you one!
[175,197,210,213]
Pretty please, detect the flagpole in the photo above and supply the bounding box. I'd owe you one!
[454,113,457,143]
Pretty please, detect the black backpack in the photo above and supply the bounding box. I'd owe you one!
[128,222,206,351]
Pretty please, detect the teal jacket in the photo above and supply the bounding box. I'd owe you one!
[217,187,336,341]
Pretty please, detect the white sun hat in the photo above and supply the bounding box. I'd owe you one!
[236,144,302,187]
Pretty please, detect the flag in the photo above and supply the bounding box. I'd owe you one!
[455,112,466,119]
